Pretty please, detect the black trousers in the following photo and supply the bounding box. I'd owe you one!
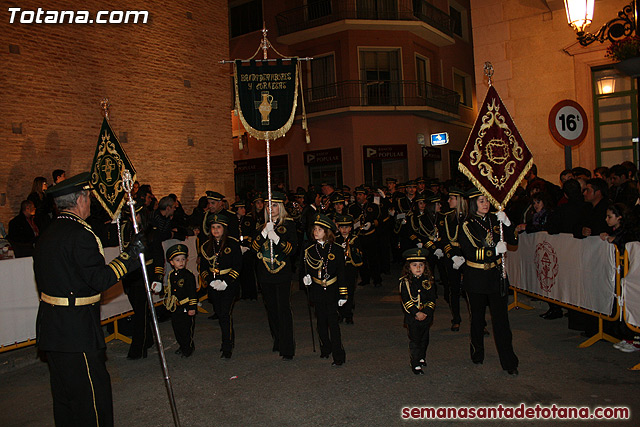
[467,291,519,370]
[240,252,258,300]
[406,318,431,368]
[171,309,195,356]
[359,234,381,285]
[209,285,238,353]
[125,284,152,358]
[261,281,295,357]
[311,284,346,363]
[46,349,113,427]
[446,266,467,325]
[338,266,358,320]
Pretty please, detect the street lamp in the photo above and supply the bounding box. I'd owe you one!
[564,0,638,46]
[596,75,616,94]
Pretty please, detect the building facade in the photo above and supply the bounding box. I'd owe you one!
[470,0,638,183]
[230,0,477,193]
[1,1,232,226]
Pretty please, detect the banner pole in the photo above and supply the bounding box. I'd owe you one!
[266,137,274,266]
[122,170,181,427]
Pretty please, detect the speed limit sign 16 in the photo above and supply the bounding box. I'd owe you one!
[548,100,588,147]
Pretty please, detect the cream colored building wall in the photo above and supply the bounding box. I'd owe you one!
[470,0,625,185]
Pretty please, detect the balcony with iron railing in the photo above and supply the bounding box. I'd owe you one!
[276,0,455,46]
[304,79,460,119]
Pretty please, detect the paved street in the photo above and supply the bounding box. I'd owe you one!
[1,269,639,426]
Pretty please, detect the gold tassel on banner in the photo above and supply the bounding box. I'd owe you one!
[298,63,310,144]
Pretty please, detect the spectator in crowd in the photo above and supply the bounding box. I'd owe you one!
[7,200,39,257]
[137,184,155,213]
[572,166,591,180]
[580,178,610,238]
[600,202,638,252]
[28,176,53,232]
[516,192,554,235]
[547,179,585,238]
[594,166,610,183]
[559,169,574,184]
[609,164,639,207]
[52,169,66,184]
[525,164,562,204]
[189,196,209,235]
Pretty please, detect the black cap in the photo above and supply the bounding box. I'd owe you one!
[232,200,246,209]
[313,213,338,233]
[206,191,224,201]
[329,192,345,204]
[354,186,367,195]
[205,212,230,229]
[403,247,428,261]
[262,191,286,203]
[466,188,482,199]
[46,172,91,198]
[166,243,188,260]
[386,177,398,183]
[448,186,464,196]
[335,214,354,226]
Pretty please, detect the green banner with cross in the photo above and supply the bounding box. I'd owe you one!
[89,117,136,219]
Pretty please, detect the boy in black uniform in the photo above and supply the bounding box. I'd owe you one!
[334,214,363,324]
[399,248,436,375]
[164,243,198,357]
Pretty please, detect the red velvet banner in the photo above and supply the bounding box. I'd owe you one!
[458,86,533,209]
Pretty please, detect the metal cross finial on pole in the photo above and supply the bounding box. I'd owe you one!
[483,62,494,87]
[122,169,181,427]
[100,98,111,121]
[261,22,270,60]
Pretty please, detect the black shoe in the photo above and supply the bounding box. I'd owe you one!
[345,318,354,325]
[126,354,142,360]
[451,323,460,332]
[174,349,182,355]
[320,353,330,359]
[412,366,424,375]
[507,369,519,376]
[539,309,553,318]
[331,360,344,366]
[272,344,280,352]
[419,359,427,367]
[473,360,483,365]
[282,355,293,361]
[544,310,563,320]
[208,313,219,320]
[182,349,194,358]
[221,351,232,359]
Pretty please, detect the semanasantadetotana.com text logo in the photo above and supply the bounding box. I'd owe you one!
[8,8,149,24]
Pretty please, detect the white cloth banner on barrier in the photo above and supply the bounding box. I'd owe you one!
[505,232,616,315]
[0,236,199,348]
[622,242,640,328]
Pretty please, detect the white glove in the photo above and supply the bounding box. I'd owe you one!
[240,246,249,254]
[496,211,511,227]
[303,274,312,286]
[452,255,465,270]
[340,242,346,248]
[388,208,395,217]
[434,249,444,259]
[362,222,372,231]
[353,221,361,229]
[151,281,163,293]
[261,221,275,238]
[209,280,221,290]
[416,242,423,249]
[396,213,406,220]
[377,189,386,198]
[338,299,347,307]
[267,230,280,244]
[495,241,507,255]
[217,280,228,291]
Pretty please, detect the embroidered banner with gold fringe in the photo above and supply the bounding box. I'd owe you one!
[234,58,299,140]
[458,85,533,209]
[90,118,136,219]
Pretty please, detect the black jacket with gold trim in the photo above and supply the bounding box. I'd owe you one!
[335,233,363,268]
[239,215,256,247]
[199,236,242,287]
[416,211,443,253]
[251,218,298,284]
[459,212,517,294]
[164,268,197,312]
[121,220,165,291]
[34,211,141,352]
[348,202,380,237]
[304,241,348,301]
[399,273,436,323]
[437,211,464,265]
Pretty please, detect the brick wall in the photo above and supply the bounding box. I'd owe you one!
[1,0,232,229]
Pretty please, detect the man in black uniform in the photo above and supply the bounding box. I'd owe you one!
[349,186,382,286]
[33,172,144,427]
